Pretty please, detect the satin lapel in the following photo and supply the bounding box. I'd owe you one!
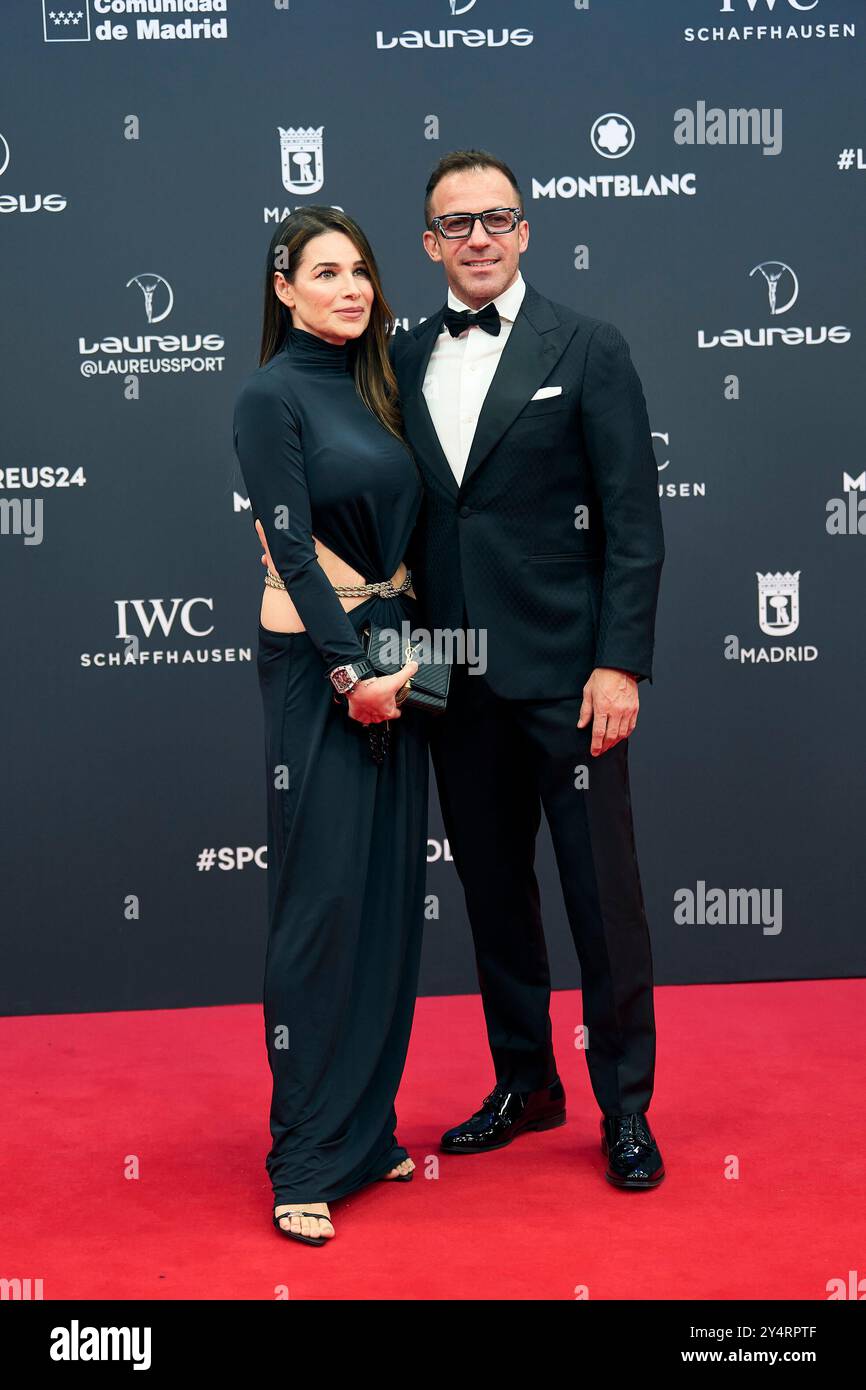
[460,293,574,491]
[399,311,459,499]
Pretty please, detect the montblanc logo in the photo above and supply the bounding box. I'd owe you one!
[697,262,849,349]
[376,0,532,49]
[0,131,67,215]
[724,570,818,665]
[685,0,855,43]
[590,114,636,159]
[533,113,696,200]
[75,276,225,376]
[42,0,229,43]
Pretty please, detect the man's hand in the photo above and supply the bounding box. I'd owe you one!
[577,667,639,756]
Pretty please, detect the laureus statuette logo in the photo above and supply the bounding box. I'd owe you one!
[749,261,799,316]
[126,273,174,324]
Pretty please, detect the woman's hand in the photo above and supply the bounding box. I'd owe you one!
[256,519,276,573]
[346,660,418,725]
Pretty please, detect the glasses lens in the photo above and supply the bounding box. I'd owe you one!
[482,210,518,234]
[438,214,473,237]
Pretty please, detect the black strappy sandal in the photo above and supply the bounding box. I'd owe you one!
[272,1208,333,1247]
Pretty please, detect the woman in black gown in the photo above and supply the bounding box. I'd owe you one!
[232,208,428,1246]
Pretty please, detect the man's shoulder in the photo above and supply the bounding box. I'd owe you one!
[521,282,618,342]
[392,314,440,347]
[390,314,440,375]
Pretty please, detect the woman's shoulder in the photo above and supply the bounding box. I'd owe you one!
[233,353,302,423]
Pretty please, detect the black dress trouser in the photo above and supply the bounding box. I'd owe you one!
[429,654,656,1118]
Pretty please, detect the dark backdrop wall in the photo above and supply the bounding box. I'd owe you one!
[1,0,864,1016]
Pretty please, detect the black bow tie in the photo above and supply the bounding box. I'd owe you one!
[442,303,501,338]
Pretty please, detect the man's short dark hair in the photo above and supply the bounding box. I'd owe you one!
[424,149,524,228]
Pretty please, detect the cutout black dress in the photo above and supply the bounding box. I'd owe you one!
[233,322,428,1206]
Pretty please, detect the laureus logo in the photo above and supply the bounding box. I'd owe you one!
[376,0,532,49]
[0,131,67,214]
[75,276,225,375]
[126,273,174,324]
[698,262,849,349]
[749,261,798,314]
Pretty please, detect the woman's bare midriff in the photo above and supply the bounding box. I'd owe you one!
[259,533,415,634]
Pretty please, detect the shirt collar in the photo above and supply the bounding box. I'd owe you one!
[446,269,526,324]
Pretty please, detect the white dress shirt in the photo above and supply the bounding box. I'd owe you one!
[422,271,526,486]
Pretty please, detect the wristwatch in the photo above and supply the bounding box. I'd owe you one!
[328,659,375,699]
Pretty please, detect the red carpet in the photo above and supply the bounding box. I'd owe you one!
[2,981,863,1301]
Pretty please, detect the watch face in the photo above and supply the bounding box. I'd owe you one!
[330,665,357,694]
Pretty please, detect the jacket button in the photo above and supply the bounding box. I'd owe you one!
[459,505,472,518]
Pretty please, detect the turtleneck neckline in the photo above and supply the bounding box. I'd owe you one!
[280,313,351,373]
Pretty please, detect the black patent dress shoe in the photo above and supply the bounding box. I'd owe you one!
[600,1112,665,1189]
[440,1078,566,1154]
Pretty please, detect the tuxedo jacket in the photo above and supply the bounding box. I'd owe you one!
[391,280,664,699]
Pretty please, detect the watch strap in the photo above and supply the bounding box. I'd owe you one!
[328,658,376,695]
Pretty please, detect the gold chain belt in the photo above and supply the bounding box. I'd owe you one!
[265,566,412,599]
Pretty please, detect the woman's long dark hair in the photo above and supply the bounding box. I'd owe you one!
[259,207,404,443]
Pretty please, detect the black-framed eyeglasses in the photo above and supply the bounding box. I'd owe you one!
[430,207,522,239]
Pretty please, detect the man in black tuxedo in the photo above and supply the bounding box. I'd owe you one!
[391,150,666,1188]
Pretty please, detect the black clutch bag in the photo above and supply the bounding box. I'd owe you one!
[361,622,451,713]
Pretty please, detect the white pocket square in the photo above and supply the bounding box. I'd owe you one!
[531,386,563,400]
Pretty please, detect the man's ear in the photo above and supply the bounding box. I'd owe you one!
[422,230,442,264]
